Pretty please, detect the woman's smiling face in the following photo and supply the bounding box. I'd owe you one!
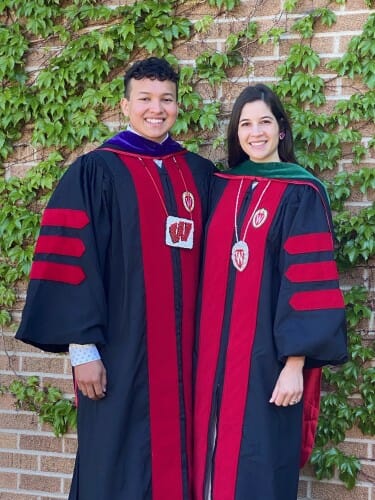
[237,100,281,163]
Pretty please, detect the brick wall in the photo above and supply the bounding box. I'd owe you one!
[1,0,374,498]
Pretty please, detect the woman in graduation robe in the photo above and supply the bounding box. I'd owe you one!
[193,84,348,500]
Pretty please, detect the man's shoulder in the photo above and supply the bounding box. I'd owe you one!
[76,147,126,169]
[62,148,123,184]
[182,150,216,171]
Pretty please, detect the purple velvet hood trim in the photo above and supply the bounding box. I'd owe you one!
[101,130,184,156]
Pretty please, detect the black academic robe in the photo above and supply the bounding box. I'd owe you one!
[194,172,347,500]
[16,146,214,500]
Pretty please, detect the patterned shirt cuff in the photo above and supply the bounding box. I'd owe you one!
[69,344,101,367]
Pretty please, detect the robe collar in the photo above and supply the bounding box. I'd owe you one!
[229,159,318,182]
[222,159,329,200]
[102,129,183,156]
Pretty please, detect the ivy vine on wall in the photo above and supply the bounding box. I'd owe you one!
[0,0,374,489]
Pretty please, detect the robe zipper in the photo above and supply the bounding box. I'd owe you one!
[205,384,220,500]
[203,184,255,498]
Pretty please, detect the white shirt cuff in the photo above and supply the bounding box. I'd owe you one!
[69,343,101,367]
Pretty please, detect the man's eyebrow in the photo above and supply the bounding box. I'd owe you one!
[136,91,175,96]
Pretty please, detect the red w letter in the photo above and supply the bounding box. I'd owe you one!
[169,221,193,243]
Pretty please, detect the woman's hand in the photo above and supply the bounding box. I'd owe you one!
[269,356,305,407]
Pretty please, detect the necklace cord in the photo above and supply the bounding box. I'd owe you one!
[234,180,271,243]
[172,156,193,220]
[137,156,194,220]
[138,157,169,216]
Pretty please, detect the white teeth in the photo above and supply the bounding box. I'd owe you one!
[146,119,163,124]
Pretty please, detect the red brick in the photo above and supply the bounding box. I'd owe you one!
[0,392,17,411]
[343,0,374,10]
[41,378,74,396]
[340,268,368,291]
[252,0,281,16]
[311,35,335,55]
[326,13,370,33]
[338,440,369,458]
[311,481,370,499]
[221,80,261,104]
[0,354,19,372]
[0,432,18,449]
[300,460,315,477]
[339,35,358,53]
[63,476,73,494]
[341,77,372,96]
[19,473,62,493]
[0,450,38,469]
[205,18,249,39]
[0,493,39,500]
[62,437,77,454]
[346,427,374,439]
[40,455,75,474]
[21,356,65,374]
[297,478,308,497]
[175,0,217,17]
[253,59,280,78]
[250,41,276,59]
[358,461,375,484]
[0,412,38,431]
[291,0,331,11]
[173,40,217,61]
[4,335,41,354]
[19,434,63,453]
[0,471,17,489]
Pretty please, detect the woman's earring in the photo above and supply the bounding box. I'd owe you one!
[279,131,285,140]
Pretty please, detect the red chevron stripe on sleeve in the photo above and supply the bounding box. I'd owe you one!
[290,289,345,311]
[35,235,86,257]
[30,261,85,285]
[284,232,334,254]
[286,261,339,283]
[41,208,89,228]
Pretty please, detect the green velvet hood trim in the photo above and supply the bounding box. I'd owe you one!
[227,159,328,198]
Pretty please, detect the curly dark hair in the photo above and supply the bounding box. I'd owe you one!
[124,57,179,98]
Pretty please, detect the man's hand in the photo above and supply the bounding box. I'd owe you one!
[269,356,305,407]
[74,359,107,400]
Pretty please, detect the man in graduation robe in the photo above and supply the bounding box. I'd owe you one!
[16,57,215,500]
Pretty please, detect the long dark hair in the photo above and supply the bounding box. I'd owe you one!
[227,83,297,168]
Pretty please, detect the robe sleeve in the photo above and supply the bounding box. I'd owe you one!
[273,182,348,368]
[15,153,112,353]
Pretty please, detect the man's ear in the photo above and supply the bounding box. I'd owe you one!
[120,97,129,117]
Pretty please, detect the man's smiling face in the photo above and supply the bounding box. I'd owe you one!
[120,77,178,143]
